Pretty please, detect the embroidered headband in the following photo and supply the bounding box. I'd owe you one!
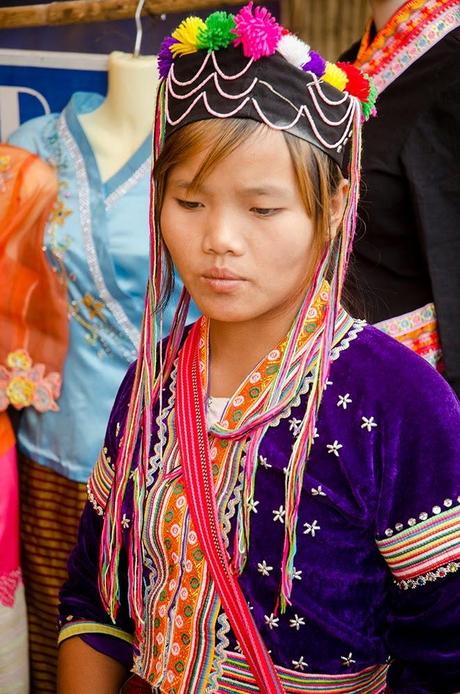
[158,3,377,165]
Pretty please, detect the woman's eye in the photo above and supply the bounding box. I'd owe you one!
[176,199,203,210]
[251,207,280,217]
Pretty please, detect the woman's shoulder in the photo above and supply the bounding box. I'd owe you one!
[331,322,458,414]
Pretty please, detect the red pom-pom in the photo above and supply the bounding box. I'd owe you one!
[336,62,370,101]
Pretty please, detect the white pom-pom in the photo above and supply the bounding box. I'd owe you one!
[277,34,310,69]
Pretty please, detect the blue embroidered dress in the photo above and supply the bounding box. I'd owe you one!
[8,93,197,483]
[59,321,460,693]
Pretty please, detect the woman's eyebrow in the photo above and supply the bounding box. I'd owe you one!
[240,184,289,197]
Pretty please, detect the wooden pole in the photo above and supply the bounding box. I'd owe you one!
[0,0,246,29]
[282,0,369,60]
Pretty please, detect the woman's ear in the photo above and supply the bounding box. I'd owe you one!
[330,178,349,239]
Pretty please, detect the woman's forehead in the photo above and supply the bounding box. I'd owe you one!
[167,127,294,187]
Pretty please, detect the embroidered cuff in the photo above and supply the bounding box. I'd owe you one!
[377,502,460,585]
[58,620,133,646]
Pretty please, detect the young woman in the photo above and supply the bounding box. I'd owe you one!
[57,5,460,693]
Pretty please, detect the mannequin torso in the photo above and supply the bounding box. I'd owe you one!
[79,51,157,182]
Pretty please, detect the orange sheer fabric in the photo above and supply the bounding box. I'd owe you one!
[0,144,68,377]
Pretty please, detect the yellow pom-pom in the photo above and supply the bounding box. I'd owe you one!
[171,16,207,57]
[323,62,348,92]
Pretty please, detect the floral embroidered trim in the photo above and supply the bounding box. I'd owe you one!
[398,561,460,590]
[267,319,365,433]
[58,115,140,354]
[0,349,61,412]
[0,568,22,608]
[218,650,388,692]
[377,502,460,581]
[356,0,460,94]
[58,620,134,645]
[375,303,442,369]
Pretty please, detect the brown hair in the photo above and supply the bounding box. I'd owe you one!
[153,118,344,309]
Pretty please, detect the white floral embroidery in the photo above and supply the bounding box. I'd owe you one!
[235,642,243,653]
[289,417,302,437]
[313,427,319,440]
[303,520,320,537]
[264,613,279,629]
[341,652,356,667]
[292,656,308,671]
[327,440,342,456]
[311,485,326,496]
[361,416,377,432]
[121,513,130,529]
[259,455,272,469]
[292,567,303,581]
[257,560,273,576]
[324,379,333,390]
[273,505,286,523]
[289,614,305,630]
[337,393,352,409]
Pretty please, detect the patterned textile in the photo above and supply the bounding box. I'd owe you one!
[375,302,443,369]
[377,503,460,587]
[60,322,460,691]
[355,0,460,93]
[20,456,87,693]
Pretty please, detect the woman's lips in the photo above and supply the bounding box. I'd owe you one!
[201,268,246,293]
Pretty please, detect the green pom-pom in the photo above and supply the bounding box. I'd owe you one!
[197,11,236,51]
[362,76,377,120]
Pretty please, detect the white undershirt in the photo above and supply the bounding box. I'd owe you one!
[206,396,229,429]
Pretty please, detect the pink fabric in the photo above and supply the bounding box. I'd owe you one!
[0,413,20,590]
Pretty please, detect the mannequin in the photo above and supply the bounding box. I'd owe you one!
[79,51,157,182]
[369,0,405,31]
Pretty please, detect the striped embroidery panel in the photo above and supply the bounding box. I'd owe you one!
[217,651,388,693]
[375,303,442,370]
[87,445,115,515]
[377,504,460,581]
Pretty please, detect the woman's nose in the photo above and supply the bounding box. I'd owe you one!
[202,209,244,256]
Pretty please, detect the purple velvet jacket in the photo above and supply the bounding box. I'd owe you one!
[59,322,460,693]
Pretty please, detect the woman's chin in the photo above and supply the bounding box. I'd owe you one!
[194,299,259,325]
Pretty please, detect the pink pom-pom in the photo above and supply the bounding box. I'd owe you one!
[233,2,282,60]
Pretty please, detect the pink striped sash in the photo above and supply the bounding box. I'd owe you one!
[176,321,285,693]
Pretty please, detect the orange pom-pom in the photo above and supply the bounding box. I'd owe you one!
[337,62,370,101]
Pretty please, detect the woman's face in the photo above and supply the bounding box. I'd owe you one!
[160,127,317,327]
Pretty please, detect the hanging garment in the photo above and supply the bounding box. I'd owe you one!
[0,143,68,694]
[341,1,460,395]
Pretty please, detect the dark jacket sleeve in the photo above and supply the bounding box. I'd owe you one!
[401,79,460,397]
[375,359,460,691]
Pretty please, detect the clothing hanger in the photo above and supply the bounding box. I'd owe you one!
[133,0,147,57]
